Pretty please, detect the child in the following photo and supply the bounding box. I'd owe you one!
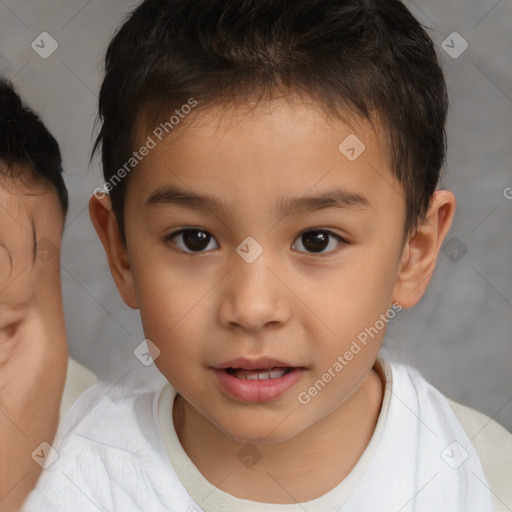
[0,79,69,511]
[22,0,512,510]
[0,80,97,512]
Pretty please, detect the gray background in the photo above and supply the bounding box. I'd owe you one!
[0,0,510,430]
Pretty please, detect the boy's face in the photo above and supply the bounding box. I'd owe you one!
[0,166,66,381]
[110,97,410,443]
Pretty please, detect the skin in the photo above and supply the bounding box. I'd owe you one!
[90,96,455,504]
[0,166,68,512]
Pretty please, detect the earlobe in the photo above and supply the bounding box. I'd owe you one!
[88,194,138,309]
[392,190,456,309]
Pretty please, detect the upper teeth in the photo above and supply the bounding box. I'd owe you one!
[234,368,289,380]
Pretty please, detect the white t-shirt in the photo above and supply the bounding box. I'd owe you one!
[22,357,498,511]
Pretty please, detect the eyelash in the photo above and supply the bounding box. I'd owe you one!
[163,228,348,257]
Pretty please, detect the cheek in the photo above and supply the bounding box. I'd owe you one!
[327,246,398,314]
[310,243,400,360]
[130,253,211,356]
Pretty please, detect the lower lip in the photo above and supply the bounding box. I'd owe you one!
[213,368,305,403]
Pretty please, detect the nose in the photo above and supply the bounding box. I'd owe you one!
[218,249,290,333]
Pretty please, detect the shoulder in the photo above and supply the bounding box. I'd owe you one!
[55,366,156,433]
[382,357,512,512]
[446,397,512,512]
[23,366,177,511]
[54,364,168,456]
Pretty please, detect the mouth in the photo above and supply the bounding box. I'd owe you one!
[224,367,294,380]
[212,358,305,402]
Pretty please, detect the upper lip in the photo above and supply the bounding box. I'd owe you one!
[213,358,300,370]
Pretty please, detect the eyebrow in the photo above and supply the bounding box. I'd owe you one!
[145,185,373,217]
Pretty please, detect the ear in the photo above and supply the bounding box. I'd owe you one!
[89,193,138,309]
[392,190,456,309]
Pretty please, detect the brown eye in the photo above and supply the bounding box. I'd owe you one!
[165,229,219,253]
[292,230,346,256]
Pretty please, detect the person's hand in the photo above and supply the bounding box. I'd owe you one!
[0,168,68,512]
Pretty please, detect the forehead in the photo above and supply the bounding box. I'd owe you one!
[126,97,402,220]
[0,166,62,227]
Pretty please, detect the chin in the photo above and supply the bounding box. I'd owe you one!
[212,412,306,446]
